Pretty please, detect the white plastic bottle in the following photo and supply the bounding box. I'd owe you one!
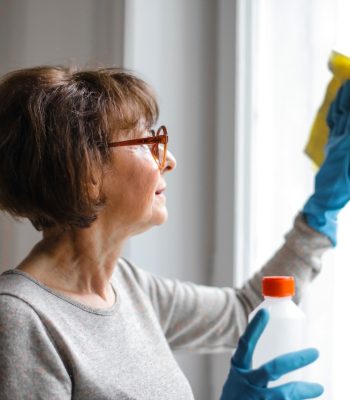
[248,276,307,386]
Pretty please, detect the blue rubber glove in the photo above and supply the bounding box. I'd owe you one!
[220,309,324,400]
[303,80,350,246]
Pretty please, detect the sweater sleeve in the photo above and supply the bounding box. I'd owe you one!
[123,213,332,354]
[0,295,72,400]
[237,212,332,310]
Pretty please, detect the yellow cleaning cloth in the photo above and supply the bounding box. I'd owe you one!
[305,51,350,168]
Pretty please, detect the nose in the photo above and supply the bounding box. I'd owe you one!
[162,149,177,173]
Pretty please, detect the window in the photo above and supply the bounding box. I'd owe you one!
[236,0,350,398]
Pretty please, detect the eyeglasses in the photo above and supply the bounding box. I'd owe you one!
[107,125,168,170]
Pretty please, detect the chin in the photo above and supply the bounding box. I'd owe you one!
[150,207,168,226]
[151,198,169,223]
[153,209,168,226]
[134,209,168,235]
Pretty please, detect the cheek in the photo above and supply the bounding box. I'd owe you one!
[102,147,160,221]
[119,151,159,205]
[135,165,159,202]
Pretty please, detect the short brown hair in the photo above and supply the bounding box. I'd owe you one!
[0,66,159,230]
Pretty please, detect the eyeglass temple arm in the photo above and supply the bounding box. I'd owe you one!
[108,135,168,148]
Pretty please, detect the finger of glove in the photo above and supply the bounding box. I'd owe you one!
[232,309,269,370]
[333,114,348,138]
[328,83,350,132]
[246,348,319,387]
[328,81,350,137]
[326,121,350,159]
[327,97,341,131]
[339,111,350,144]
[337,80,350,113]
[271,382,324,399]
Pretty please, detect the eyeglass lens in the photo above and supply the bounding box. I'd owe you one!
[151,127,166,167]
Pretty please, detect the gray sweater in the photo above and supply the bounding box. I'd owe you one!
[0,214,331,399]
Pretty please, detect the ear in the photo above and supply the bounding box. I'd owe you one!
[88,165,104,202]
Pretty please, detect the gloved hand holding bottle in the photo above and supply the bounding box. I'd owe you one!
[303,79,350,246]
[220,309,324,400]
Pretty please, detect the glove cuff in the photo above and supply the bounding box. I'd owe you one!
[302,200,338,246]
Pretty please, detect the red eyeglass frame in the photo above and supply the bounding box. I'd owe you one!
[107,125,168,170]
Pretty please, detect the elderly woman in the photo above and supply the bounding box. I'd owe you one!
[0,66,348,400]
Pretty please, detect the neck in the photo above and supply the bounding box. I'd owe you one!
[17,221,128,300]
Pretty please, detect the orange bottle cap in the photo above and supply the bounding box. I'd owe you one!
[262,276,295,297]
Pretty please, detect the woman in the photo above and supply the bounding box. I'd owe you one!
[0,65,347,399]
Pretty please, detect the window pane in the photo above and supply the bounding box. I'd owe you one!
[246,1,350,398]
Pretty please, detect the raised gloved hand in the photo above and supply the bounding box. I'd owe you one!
[303,80,350,246]
[220,309,324,400]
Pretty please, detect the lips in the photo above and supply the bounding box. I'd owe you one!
[155,187,166,195]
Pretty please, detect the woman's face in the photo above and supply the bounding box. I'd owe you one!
[100,126,176,236]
